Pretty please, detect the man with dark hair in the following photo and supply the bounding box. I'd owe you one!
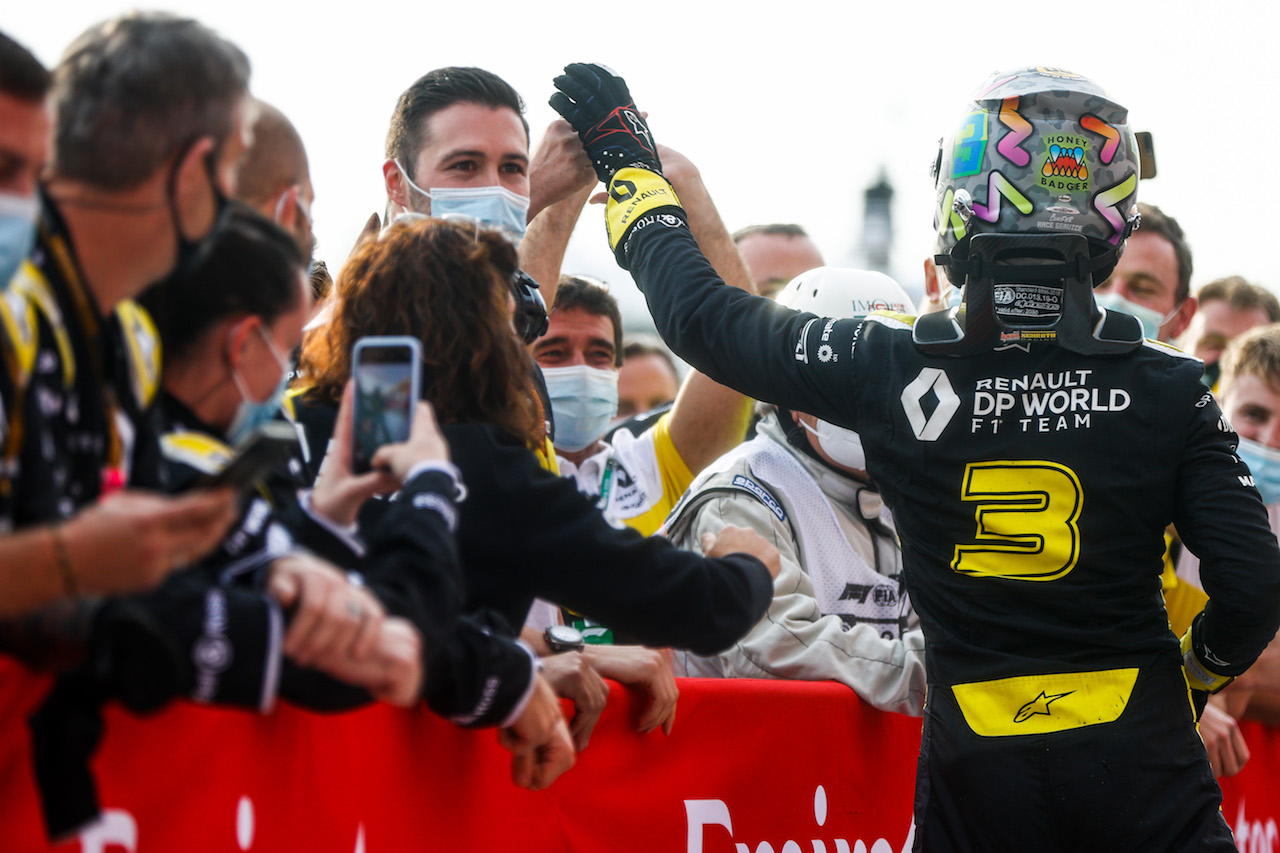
[1093,201,1196,341]
[1178,275,1280,388]
[379,66,594,313]
[234,99,314,260]
[732,222,824,299]
[382,67,531,228]
[0,31,50,200]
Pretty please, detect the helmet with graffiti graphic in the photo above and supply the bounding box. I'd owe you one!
[931,67,1141,286]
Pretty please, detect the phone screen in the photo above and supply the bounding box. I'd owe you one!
[352,340,418,474]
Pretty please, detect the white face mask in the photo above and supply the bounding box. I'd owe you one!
[542,364,619,453]
[1094,291,1177,340]
[800,417,867,472]
[393,160,530,242]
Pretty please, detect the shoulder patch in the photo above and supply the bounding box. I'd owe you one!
[116,300,162,407]
[13,259,75,388]
[865,312,916,332]
[729,474,786,521]
[161,430,235,476]
[0,288,37,382]
[1141,338,1201,362]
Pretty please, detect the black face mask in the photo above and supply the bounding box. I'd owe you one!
[167,146,232,284]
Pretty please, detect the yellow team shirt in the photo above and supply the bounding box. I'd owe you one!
[557,413,692,537]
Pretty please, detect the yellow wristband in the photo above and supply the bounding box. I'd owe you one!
[605,168,681,251]
[1180,626,1232,692]
[50,525,78,597]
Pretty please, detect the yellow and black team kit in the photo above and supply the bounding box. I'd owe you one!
[621,203,1280,852]
[8,194,165,528]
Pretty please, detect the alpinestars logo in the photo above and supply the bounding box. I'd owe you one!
[901,367,960,441]
[1013,690,1073,723]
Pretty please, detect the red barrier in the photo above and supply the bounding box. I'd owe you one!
[1,659,1277,852]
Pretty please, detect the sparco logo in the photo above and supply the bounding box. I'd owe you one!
[901,367,961,441]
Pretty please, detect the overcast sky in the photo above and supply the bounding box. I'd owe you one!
[9,1,1278,325]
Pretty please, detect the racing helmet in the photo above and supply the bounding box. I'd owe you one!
[931,67,1141,287]
[775,267,912,320]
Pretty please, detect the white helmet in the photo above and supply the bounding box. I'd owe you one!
[775,267,912,320]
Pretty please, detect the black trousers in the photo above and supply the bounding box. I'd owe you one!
[913,653,1235,852]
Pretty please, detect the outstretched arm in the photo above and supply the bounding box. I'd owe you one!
[659,145,755,475]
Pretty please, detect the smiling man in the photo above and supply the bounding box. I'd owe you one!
[383,67,532,236]
[1093,202,1195,342]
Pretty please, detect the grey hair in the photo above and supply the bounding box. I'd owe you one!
[52,12,250,190]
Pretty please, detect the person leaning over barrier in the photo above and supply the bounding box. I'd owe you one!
[552,62,1280,853]
[289,218,781,786]
[664,267,927,717]
[0,30,237,620]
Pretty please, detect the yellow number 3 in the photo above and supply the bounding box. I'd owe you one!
[951,460,1083,581]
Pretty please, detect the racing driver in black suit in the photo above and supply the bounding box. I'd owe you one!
[550,63,1280,852]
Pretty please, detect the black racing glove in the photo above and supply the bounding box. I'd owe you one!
[551,63,684,265]
[550,63,661,182]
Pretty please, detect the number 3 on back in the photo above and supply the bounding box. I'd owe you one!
[952,460,1083,581]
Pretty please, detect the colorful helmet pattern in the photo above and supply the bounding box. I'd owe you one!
[932,67,1140,283]
[775,267,913,320]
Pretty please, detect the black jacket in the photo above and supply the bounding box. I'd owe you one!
[293,401,775,658]
[618,199,1280,690]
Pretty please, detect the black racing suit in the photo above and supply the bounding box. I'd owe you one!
[617,200,1280,852]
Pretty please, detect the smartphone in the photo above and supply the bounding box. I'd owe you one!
[351,336,422,474]
[198,421,299,491]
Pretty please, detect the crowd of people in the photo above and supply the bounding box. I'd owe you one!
[2,13,1279,852]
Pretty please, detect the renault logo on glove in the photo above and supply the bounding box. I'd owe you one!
[610,179,637,203]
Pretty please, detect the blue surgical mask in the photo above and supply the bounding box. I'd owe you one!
[1236,436,1280,505]
[1093,291,1175,340]
[394,160,529,242]
[227,324,292,445]
[542,364,619,453]
[0,192,40,289]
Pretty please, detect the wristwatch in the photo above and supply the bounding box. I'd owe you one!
[544,624,586,654]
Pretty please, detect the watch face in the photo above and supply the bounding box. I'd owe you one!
[546,624,584,650]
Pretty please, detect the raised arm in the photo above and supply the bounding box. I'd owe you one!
[549,63,865,431]
[521,120,596,309]
[658,145,755,475]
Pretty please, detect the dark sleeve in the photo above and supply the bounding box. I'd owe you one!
[90,572,373,714]
[423,613,536,728]
[621,205,868,432]
[357,470,463,647]
[364,470,537,728]
[1173,378,1280,676]
[458,427,774,656]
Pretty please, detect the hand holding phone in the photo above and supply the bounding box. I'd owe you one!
[351,336,422,474]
